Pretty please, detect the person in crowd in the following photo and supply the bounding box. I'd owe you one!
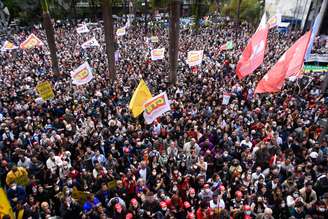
[0,14,327,219]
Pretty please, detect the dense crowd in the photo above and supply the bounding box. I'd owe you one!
[0,16,327,219]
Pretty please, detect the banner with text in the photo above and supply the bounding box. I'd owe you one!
[71,62,93,85]
[143,92,171,124]
[20,34,44,49]
[151,48,165,61]
[187,50,204,67]
[36,81,55,101]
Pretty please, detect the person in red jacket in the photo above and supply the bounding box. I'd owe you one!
[196,200,213,219]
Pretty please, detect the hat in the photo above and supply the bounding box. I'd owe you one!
[160,201,167,208]
[123,147,129,153]
[309,152,318,159]
[203,184,210,189]
[115,203,122,211]
[184,201,191,209]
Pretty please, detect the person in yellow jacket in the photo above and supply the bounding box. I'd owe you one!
[6,165,29,187]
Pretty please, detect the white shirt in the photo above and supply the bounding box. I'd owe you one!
[251,172,265,182]
[17,157,32,169]
[46,156,63,174]
[241,140,252,149]
[210,199,225,209]
[139,168,147,181]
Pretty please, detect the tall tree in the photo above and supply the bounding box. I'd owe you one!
[41,0,59,76]
[222,0,261,24]
[71,0,77,25]
[144,0,148,34]
[168,0,180,85]
[102,0,116,81]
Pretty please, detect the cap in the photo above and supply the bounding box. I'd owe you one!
[160,201,167,208]
[184,201,191,209]
[123,147,129,153]
[309,152,318,159]
[203,184,210,189]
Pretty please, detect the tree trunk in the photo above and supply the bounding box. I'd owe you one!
[144,0,148,34]
[235,0,241,40]
[90,0,98,21]
[71,0,77,25]
[42,12,59,76]
[169,0,180,85]
[102,0,116,81]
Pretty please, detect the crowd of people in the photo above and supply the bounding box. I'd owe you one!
[0,15,327,219]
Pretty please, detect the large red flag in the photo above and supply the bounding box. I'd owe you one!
[236,26,269,80]
[255,31,311,94]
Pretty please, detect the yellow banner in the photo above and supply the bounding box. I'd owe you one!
[0,188,14,219]
[72,187,91,205]
[36,81,55,101]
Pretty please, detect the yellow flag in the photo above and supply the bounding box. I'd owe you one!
[0,187,14,219]
[129,79,152,118]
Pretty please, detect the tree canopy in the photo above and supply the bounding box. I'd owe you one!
[222,0,261,24]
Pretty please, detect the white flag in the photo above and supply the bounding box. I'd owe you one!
[71,62,93,85]
[76,24,90,34]
[1,40,18,51]
[143,92,171,124]
[267,14,281,29]
[151,48,165,61]
[257,12,267,31]
[81,37,100,49]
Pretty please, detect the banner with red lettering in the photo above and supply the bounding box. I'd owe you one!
[20,34,44,49]
[71,62,93,85]
[143,92,171,124]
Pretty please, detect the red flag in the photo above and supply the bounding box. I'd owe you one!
[255,31,311,94]
[236,26,269,80]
